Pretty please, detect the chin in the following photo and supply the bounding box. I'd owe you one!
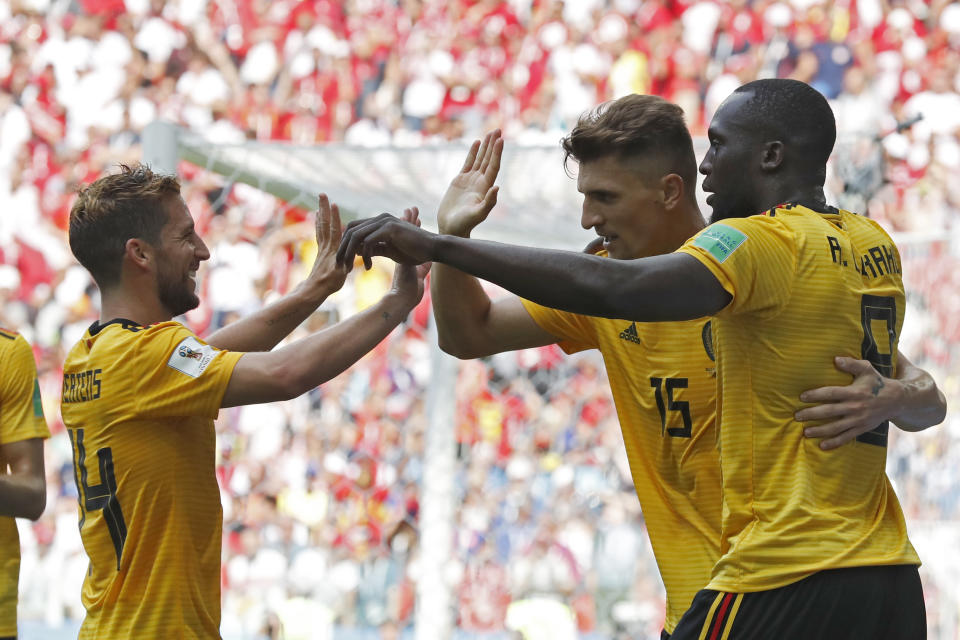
[160,288,201,318]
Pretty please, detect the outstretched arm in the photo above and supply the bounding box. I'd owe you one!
[337,217,731,322]
[206,194,348,352]
[221,208,430,407]
[0,438,46,520]
[796,351,947,450]
[432,130,557,358]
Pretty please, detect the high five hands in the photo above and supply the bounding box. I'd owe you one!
[437,129,502,236]
[336,129,504,271]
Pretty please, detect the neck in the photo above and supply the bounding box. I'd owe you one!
[99,284,172,327]
[670,199,707,247]
[758,184,827,213]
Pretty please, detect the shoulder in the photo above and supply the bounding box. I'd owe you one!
[136,321,210,356]
[842,210,897,244]
[1,331,35,365]
[94,320,203,363]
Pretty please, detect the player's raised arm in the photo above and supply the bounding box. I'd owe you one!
[797,350,948,450]
[432,130,557,358]
[337,216,732,323]
[221,208,429,407]
[205,194,348,352]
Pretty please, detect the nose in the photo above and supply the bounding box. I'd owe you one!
[699,153,712,176]
[196,236,211,261]
[581,202,602,230]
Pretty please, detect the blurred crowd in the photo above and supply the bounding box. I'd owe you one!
[2,0,960,638]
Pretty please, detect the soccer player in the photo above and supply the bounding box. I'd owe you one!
[0,329,50,640]
[338,80,945,638]
[427,97,945,636]
[61,164,427,638]
[428,97,945,636]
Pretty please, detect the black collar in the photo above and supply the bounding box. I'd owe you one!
[786,200,840,215]
[89,318,145,335]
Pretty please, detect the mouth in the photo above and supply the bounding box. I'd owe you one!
[705,194,715,206]
[600,234,617,249]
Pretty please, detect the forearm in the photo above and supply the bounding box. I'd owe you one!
[891,360,947,431]
[207,281,335,352]
[274,293,413,396]
[431,236,722,321]
[0,474,45,520]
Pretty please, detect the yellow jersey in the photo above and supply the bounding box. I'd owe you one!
[678,203,919,593]
[0,330,50,636]
[521,299,721,632]
[61,319,243,639]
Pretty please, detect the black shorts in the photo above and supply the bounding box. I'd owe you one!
[669,564,925,640]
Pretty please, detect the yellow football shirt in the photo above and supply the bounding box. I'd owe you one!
[521,298,721,632]
[0,330,50,637]
[678,203,919,593]
[61,319,242,639]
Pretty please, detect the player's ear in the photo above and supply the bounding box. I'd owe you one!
[124,237,154,272]
[660,173,685,210]
[760,140,784,172]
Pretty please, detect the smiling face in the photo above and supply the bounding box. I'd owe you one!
[154,196,210,317]
[699,90,764,223]
[577,155,679,260]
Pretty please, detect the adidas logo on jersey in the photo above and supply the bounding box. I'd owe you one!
[619,322,642,345]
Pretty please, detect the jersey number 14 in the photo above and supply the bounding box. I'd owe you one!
[69,428,128,570]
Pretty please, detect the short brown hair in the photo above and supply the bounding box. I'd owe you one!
[561,94,698,188]
[69,164,181,287]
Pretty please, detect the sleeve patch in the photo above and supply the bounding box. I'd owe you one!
[692,224,748,263]
[167,337,220,378]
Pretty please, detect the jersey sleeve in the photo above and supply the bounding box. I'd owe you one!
[0,335,51,444]
[519,299,598,354]
[130,323,243,420]
[677,215,797,318]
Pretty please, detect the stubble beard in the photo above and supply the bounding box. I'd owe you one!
[157,270,200,318]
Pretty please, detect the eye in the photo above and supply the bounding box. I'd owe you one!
[594,193,616,204]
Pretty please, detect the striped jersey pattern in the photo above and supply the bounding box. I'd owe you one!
[61,320,242,638]
[522,297,721,632]
[678,203,919,592]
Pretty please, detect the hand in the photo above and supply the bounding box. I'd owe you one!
[337,213,436,270]
[796,356,904,450]
[390,207,433,308]
[437,129,502,236]
[305,193,349,293]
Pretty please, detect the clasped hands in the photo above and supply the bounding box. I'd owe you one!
[335,212,438,271]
